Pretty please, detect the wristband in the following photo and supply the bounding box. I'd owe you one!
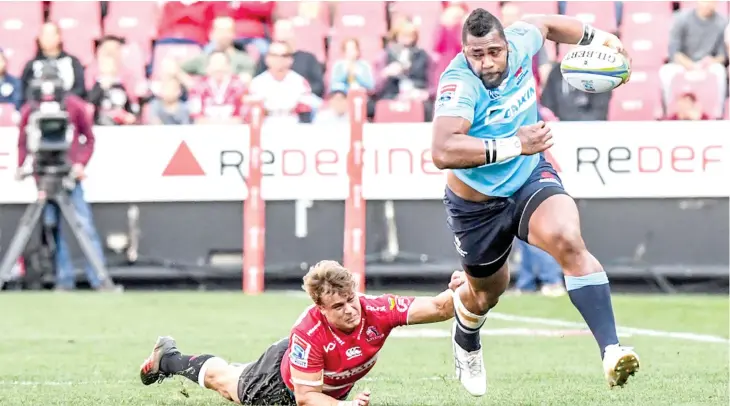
[578,23,612,47]
[337,402,354,406]
[483,136,522,165]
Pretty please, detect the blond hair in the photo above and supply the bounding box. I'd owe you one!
[302,260,356,305]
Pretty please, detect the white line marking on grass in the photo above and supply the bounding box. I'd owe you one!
[490,312,730,344]
[391,328,629,338]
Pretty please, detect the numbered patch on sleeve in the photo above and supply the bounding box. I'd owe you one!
[395,296,412,313]
[290,334,311,369]
[436,83,460,109]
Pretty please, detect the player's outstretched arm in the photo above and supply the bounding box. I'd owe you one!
[291,369,370,406]
[431,116,489,170]
[406,271,467,325]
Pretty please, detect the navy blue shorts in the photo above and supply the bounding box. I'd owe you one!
[444,156,569,278]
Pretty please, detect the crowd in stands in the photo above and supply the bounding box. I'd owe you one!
[0,0,728,127]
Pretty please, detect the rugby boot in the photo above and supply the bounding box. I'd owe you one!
[451,321,487,396]
[603,344,640,388]
[140,336,178,385]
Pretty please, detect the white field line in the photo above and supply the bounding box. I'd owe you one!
[391,327,632,338]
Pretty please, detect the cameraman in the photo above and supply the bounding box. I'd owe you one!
[15,67,112,292]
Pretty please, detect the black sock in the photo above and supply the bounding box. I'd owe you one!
[566,273,620,358]
[453,292,487,352]
[160,353,215,383]
[454,318,483,352]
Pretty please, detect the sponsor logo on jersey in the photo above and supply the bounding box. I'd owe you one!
[366,326,384,342]
[325,354,379,380]
[346,346,363,360]
[388,297,396,310]
[484,78,537,125]
[538,171,561,185]
[290,334,311,368]
[307,321,321,336]
[436,83,459,109]
[395,296,410,313]
[323,342,336,353]
[366,305,387,312]
[514,66,528,85]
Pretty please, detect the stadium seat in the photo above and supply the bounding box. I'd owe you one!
[502,1,558,16]
[49,1,103,66]
[564,1,617,32]
[608,70,663,121]
[332,1,388,37]
[389,1,441,52]
[103,1,159,60]
[667,70,722,119]
[276,1,330,25]
[291,19,327,63]
[374,99,425,122]
[621,2,673,68]
[0,2,44,75]
[0,103,18,126]
[464,2,500,15]
[150,43,202,79]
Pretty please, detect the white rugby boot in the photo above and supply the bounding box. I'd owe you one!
[451,321,487,396]
[603,344,640,388]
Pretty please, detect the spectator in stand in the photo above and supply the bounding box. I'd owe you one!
[500,1,553,88]
[659,1,728,114]
[16,65,115,292]
[249,41,321,124]
[214,1,276,56]
[156,1,216,46]
[188,51,247,125]
[375,20,432,120]
[147,77,191,125]
[255,19,325,98]
[87,56,136,126]
[433,2,467,74]
[666,91,710,120]
[329,38,375,93]
[541,61,611,121]
[0,49,23,110]
[21,22,85,102]
[313,83,349,124]
[182,16,256,86]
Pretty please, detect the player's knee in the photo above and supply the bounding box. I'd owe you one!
[203,360,236,398]
[544,224,585,265]
[471,290,500,314]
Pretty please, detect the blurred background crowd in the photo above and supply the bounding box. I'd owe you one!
[0,0,727,128]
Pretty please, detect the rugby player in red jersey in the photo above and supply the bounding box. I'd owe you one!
[139,260,465,405]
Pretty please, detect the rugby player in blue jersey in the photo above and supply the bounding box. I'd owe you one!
[431,8,639,396]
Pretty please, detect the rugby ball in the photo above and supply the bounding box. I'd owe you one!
[560,45,630,93]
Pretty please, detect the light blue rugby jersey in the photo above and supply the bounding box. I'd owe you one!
[434,21,545,197]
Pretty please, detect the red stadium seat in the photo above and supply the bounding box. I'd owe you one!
[0,103,19,126]
[667,69,723,119]
[49,1,102,66]
[291,19,327,63]
[564,1,617,32]
[390,1,442,51]
[332,1,388,37]
[464,2,500,15]
[276,1,330,25]
[501,1,558,16]
[621,2,673,68]
[608,70,663,121]
[0,2,44,75]
[374,99,425,123]
[103,1,159,60]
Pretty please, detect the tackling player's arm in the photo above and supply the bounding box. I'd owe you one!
[406,271,467,324]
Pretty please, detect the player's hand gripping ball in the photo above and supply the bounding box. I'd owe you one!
[560,40,632,94]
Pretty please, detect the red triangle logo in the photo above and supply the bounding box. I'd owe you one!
[163,141,205,177]
[543,150,562,173]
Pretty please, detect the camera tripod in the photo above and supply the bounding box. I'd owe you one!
[0,171,115,291]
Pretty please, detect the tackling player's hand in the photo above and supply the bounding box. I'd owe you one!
[352,390,371,405]
[517,121,553,155]
[448,270,467,291]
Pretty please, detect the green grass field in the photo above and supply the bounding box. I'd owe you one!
[0,292,727,405]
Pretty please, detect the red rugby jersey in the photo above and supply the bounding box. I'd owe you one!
[188,76,246,120]
[280,294,415,400]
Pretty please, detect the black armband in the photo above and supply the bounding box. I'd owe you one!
[578,24,596,46]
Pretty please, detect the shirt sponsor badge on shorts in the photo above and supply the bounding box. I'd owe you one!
[290,334,311,368]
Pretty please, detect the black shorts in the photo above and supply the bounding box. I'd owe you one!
[237,338,296,406]
[444,155,568,278]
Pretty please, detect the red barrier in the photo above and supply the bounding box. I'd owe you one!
[243,100,265,294]
[343,89,367,293]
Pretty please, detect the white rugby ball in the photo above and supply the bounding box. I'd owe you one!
[560,45,630,93]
